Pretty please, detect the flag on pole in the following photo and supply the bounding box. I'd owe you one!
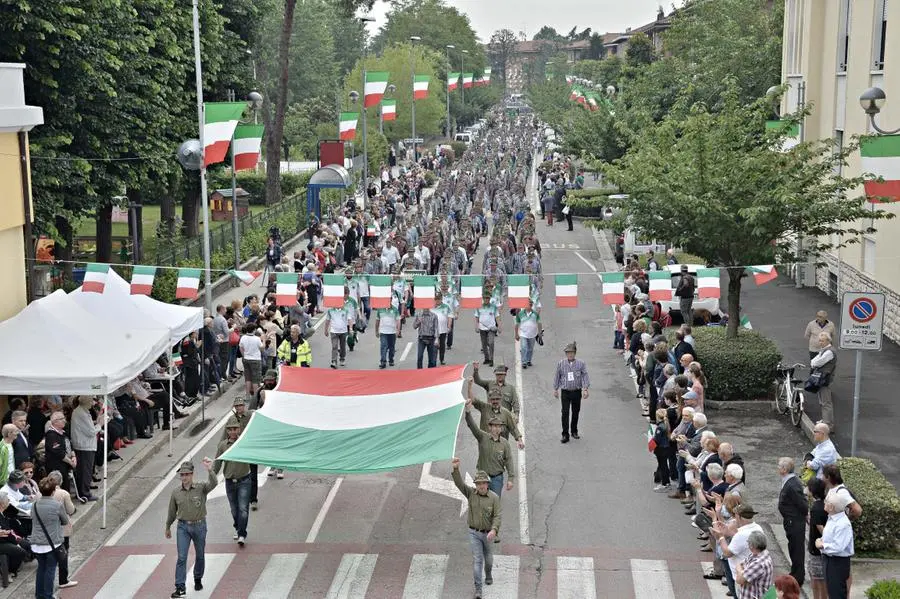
[448,72,461,92]
[765,119,801,152]
[741,315,753,330]
[171,352,183,367]
[175,268,202,299]
[601,272,625,305]
[82,263,110,293]
[462,73,474,89]
[554,274,578,307]
[480,67,491,86]
[366,224,377,237]
[228,270,261,286]
[275,272,299,306]
[747,265,778,286]
[369,275,392,309]
[460,275,483,309]
[203,102,246,166]
[339,112,358,141]
[697,268,721,299]
[414,275,437,309]
[647,424,657,453]
[232,124,264,171]
[507,275,530,308]
[364,71,390,108]
[381,99,397,121]
[648,271,672,301]
[130,265,156,295]
[323,274,345,308]
[413,75,430,99]
[860,134,900,203]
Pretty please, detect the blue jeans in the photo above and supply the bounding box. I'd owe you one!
[520,336,535,364]
[723,558,737,596]
[176,519,207,589]
[417,338,437,369]
[226,475,252,537]
[676,456,687,492]
[379,333,396,365]
[360,296,371,322]
[34,550,58,599]
[229,346,239,376]
[468,529,493,592]
[613,330,625,349]
[488,473,504,498]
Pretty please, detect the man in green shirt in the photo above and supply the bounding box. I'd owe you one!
[472,361,520,418]
[165,458,216,597]
[464,400,516,501]
[467,381,524,449]
[452,457,500,599]
[214,417,251,546]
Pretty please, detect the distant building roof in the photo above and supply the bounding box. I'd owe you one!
[212,188,250,199]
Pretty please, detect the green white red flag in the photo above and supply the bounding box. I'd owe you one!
[414,75,430,99]
[554,274,578,307]
[82,263,109,293]
[477,67,491,86]
[448,72,461,92]
[276,272,298,306]
[228,270,261,286]
[323,274,345,308]
[130,265,156,295]
[602,272,625,305]
[508,274,530,308]
[765,119,800,152]
[460,275,483,309]
[414,275,437,309]
[747,265,778,285]
[369,275,392,309]
[697,268,720,299]
[340,112,358,141]
[860,134,900,203]
[175,268,202,299]
[364,71,390,108]
[462,73,474,89]
[232,124,264,171]
[203,102,246,167]
[647,424,657,452]
[648,271,672,301]
[381,99,397,121]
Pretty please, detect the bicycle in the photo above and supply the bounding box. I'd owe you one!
[774,362,807,427]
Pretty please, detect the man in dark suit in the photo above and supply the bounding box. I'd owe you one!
[778,456,809,586]
[10,411,32,469]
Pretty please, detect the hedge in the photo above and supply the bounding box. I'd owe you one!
[566,187,619,199]
[867,580,900,599]
[207,171,311,205]
[838,457,900,554]
[668,326,782,401]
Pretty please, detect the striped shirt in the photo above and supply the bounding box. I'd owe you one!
[553,358,590,390]
[738,549,774,599]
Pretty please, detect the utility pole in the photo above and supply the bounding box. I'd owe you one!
[360,16,375,194]
[446,44,455,138]
[410,36,421,163]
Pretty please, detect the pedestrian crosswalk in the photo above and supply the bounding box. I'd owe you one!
[65,548,732,599]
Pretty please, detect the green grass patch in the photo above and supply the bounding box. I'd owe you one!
[74,204,268,237]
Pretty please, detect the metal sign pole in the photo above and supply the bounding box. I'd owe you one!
[851,350,862,456]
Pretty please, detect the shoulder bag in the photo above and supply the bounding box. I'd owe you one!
[33,501,67,562]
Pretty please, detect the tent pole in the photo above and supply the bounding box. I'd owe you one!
[168,376,174,456]
[102,394,108,529]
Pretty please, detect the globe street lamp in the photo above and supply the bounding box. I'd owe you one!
[359,16,376,194]
[860,87,900,134]
[410,36,421,163]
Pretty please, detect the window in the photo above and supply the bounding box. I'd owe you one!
[837,0,851,71]
[785,0,804,73]
[864,237,876,274]
[874,0,888,70]
[828,271,838,300]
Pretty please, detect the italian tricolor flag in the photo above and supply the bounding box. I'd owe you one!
[448,72,461,92]
[414,75,430,99]
[747,265,778,286]
[232,124,264,171]
[462,73,474,89]
[218,365,466,474]
[175,268,202,299]
[765,119,800,152]
[648,271,672,301]
[601,272,625,305]
[381,99,397,121]
[340,112,358,141]
[82,263,110,293]
[364,71,390,108]
[554,274,578,307]
[275,272,298,306]
[203,102,246,167]
[478,67,491,86]
[171,352,183,367]
[861,134,900,203]
[413,275,437,309]
[647,424,657,453]
[366,224,377,237]
[228,270,261,286]
[697,268,720,298]
[508,274,530,308]
[369,275,392,309]
[323,274,345,308]
[130,265,156,295]
[460,275,483,309]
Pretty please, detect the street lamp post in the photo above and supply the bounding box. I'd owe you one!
[349,90,360,188]
[446,45,455,138]
[410,36,421,163]
[190,0,213,317]
[461,49,469,108]
[360,16,375,195]
[860,87,900,134]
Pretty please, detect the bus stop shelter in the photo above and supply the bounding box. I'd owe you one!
[306,164,351,222]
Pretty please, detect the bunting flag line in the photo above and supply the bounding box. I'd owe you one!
[232,124,264,171]
[130,265,156,295]
[413,275,437,309]
[323,274,345,308]
[648,271,672,301]
[601,272,625,305]
[448,72,461,92]
[554,274,578,307]
[175,268,202,300]
[82,263,110,293]
[275,272,299,306]
[697,268,721,299]
[413,75,430,99]
[747,265,778,286]
[364,71,390,108]
[369,275,392,309]
[203,102,247,166]
[339,112,359,141]
[462,73,474,89]
[228,270,261,286]
[860,134,900,203]
[460,275,483,309]
[381,99,397,121]
[507,274,530,308]
[480,67,491,86]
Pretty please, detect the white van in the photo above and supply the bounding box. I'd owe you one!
[454,133,472,145]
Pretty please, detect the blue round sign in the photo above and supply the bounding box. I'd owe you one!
[849,298,877,323]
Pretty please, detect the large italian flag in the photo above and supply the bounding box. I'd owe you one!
[462,73,474,89]
[414,75,430,99]
[648,271,672,301]
[861,134,900,203]
[555,274,578,307]
[175,268,202,300]
[448,72,461,92]
[414,275,437,309]
[232,124,264,171]
[323,274,345,308]
[460,275,483,309]
[130,265,156,295]
[508,274,530,308]
[369,275,392,309]
[203,102,246,167]
[364,71,390,108]
[697,268,720,298]
[601,272,625,305]
[381,99,397,121]
[219,365,467,473]
[82,263,110,293]
[276,272,298,306]
[339,112,358,141]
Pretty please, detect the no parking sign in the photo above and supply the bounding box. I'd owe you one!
[839,292,885,351]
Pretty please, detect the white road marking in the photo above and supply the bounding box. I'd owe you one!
[401,554,448,599]
[631,559,675,599]
[418,462,471,516]
[249,553,308,598]
[94,553,164,599]
[557,556,597,599]
[399,340,413,362]
[305,476,344,542]
[574,251,598,273]
[325,553,378,599]
[482,554,519,598]
[189,553,235,599]
[702,561,730,598]
[514,337,531,546]
[208,466,270,502]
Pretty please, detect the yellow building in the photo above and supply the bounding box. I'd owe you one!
[0,63,43,322]
[782,0,900,340]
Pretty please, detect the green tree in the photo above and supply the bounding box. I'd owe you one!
[603,87,892,338]
[533,26,564,42]
[625,33,654,67]
[488,28,518,91]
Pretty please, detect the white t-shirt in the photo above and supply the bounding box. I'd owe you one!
[327,306,351,334]
[475,306,498,331]
[826,485,857,510]
[382,245,400,267]
[516,309,540,338]
[376,308,400,334]
[727,522,764,574]
[239,335,262,361]
[431,305,452,334]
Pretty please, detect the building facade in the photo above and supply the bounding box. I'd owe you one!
[0,63,43,322]
[781,0,900,340]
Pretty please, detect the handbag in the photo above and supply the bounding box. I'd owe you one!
[33,501,67,563]
[228,331,240,347]
[804,370,824,393]
[536,331,544,346]
[694,511,713,533]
